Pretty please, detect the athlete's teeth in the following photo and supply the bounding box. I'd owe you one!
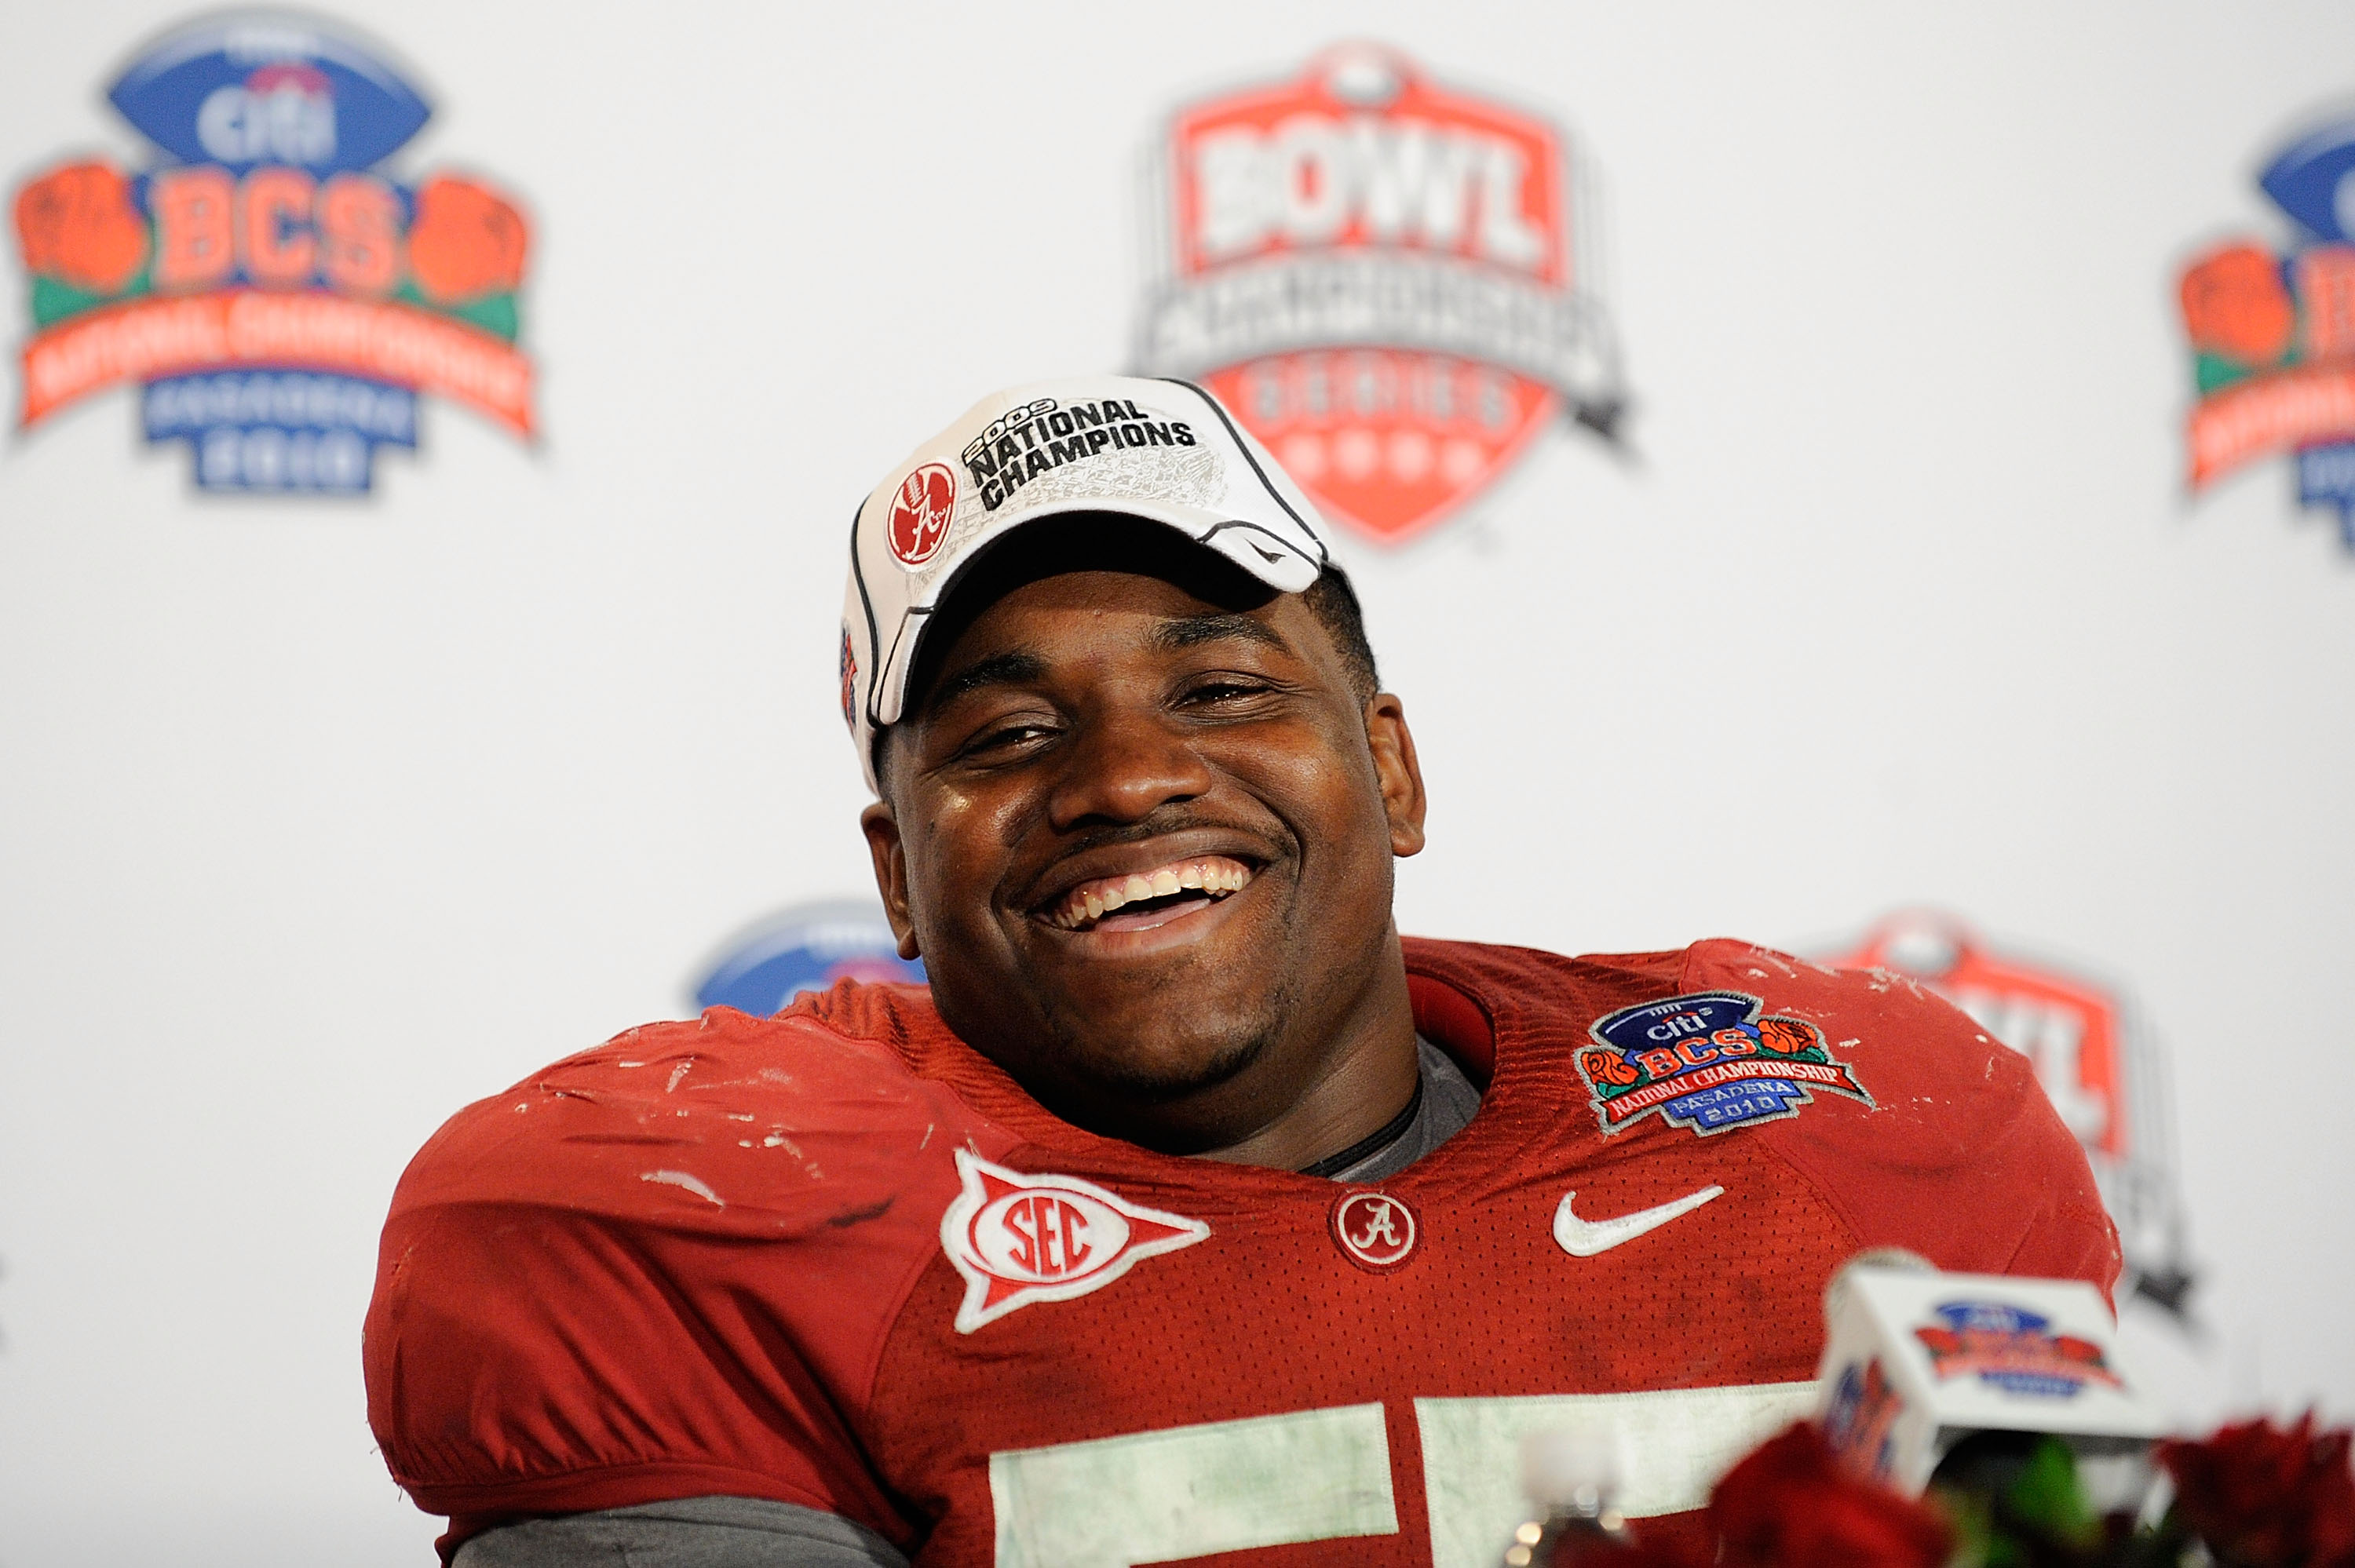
[1050,856,1259,929]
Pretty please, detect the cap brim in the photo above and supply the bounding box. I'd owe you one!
[869,499,1327,730]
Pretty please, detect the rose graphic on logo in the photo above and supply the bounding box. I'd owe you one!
[407,174,528,304]
[2178,242,2295,368]
[13,161,148,295]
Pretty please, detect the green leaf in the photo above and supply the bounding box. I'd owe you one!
[391,279,520,341]
[28,264,152,328]
[2004,1437,2100,1550]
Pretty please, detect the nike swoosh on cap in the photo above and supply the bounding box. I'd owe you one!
[1552,1184,1725,1258]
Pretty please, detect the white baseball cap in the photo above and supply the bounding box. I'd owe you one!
[838,375,1341,792]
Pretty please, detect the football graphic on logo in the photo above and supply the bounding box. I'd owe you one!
[887,462,957,567]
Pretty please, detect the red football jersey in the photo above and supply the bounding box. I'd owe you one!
[365,938,2117,1566]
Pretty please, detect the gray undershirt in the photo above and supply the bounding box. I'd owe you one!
[456,1041,1483,1568]
[1320,1034,1481,1184]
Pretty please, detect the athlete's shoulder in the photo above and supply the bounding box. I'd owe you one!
[1676,937,2022,1096]
[1679,938,2120,1294]
[1401,935,1685,1006]
[389,981,982,1234]
[366,982,998,1548]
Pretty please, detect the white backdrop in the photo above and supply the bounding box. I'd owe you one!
[4,3,2352,1563]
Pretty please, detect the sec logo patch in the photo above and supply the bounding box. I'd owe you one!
[940,1150,1210,1333]
[888,462,957,567]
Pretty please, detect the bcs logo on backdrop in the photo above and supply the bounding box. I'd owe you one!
[2177,108,2355,548]
[692,900,923,1019]
[9,13,532,494]
[1824,913,2193,1316]
[1132,44,1627,545]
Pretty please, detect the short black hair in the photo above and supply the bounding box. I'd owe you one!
[874,518,1381,797]
[1302,566,1378,702]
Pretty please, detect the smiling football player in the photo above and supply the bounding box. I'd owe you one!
[365,377,2119,1568]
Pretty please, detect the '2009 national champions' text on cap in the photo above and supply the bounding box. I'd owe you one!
[839,375,1343,792]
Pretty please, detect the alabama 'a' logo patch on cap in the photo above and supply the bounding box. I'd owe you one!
[888,462,958,567]
[940,1149,1210,1333]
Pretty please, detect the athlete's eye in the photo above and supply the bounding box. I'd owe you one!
[956,720,1058,761]
[1178,676,1270,707]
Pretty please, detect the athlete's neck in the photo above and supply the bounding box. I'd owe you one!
[1186,954,1422,1172]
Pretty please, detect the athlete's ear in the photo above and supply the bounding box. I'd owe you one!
[860,800,922,961]
[1365,692,1427,859]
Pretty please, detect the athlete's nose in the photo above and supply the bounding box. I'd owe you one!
[1046,703,1214,830]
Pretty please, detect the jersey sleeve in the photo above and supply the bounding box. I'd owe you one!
[1685,943,2123,1303]
[363,1010,991,1559]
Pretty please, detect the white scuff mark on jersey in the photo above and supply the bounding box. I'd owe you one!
[617,1061,646,1068]
[513,1103,529,1114]
[758,1131,824,1179]
[725,1111,754,1121]
[666,1059,695,1092]
[1839,1038,1860,1048]
[738,1140,753,1148]
[921,1122,935,1150]
[758,1067,796,1086]
[641,1169,724,1206]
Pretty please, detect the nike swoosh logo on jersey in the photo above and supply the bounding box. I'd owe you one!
[1552,1184,1725,1257]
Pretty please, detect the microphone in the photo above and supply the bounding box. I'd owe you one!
[1815,1253,2171,1511]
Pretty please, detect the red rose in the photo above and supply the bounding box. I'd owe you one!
[1708,1423,1952,1568]
[2160,1413,2355,1568]
[13,159,148,294]
[406,173,529,304]
[2180,242,2296,366]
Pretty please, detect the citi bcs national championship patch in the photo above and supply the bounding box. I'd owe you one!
[940,1150,1210,1333]
[10,14,533,494]
[1133,44,1626,545]
[1576,990,1871,1138]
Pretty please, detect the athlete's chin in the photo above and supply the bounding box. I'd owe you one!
[1064,1022,1269,1107]
[1026,972,1291,1112]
